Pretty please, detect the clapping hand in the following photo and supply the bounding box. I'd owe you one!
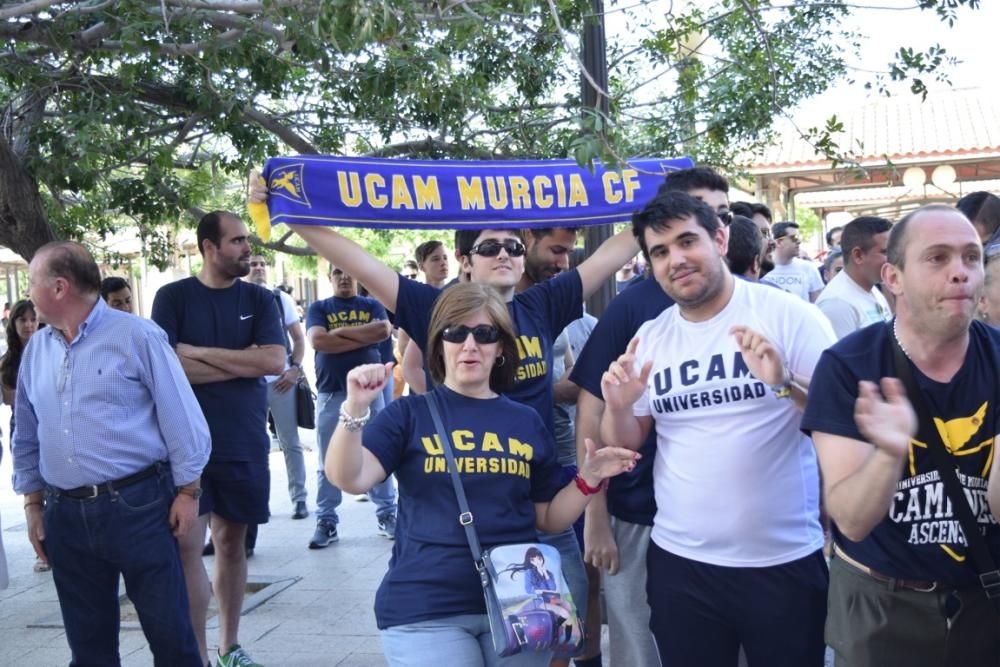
[854,378,917,460]
[730,325,786,387]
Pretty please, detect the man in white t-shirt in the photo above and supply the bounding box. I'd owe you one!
[248,255,309,520]
[600,191,836,667]
[815,216,893,339]
[762,221,825,301]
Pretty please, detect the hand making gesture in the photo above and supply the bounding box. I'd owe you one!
[601,337,653,412]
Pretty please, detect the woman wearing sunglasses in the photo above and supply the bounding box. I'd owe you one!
[326,282,640,666]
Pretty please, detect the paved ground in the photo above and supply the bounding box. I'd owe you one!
[0,415,398,667]
[0,402,823,667]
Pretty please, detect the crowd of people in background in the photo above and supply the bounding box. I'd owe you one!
[3,167,1000,667]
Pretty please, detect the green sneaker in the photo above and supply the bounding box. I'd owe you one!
[217,644,262,667]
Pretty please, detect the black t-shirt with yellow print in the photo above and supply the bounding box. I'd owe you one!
[803,319,1000,586]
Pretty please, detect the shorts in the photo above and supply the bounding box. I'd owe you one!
[199,458,270,525]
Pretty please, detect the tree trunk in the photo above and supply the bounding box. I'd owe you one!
[0,135,57,261]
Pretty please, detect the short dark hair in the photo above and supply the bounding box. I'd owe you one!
[414,240,444,264]
[197,210,235,256]
[956,191,1000,238]
[731,201,772,222]
[825,225,844,247]
[726,216,762,277]
[659,167,729,195]
[402,259,419,272]
[730,202,754,218]
[887,204,960,269]
[840,216,892,256]
[772,221,799,240]
[37,241,101,295]
[527,227,580,240]
[632,191,721,262]
[823,247,844,276]
[454,229,526,257]
[751,202,772,222]
[100,276,130,300]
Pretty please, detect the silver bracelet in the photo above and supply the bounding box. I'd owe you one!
[338,405,371,432]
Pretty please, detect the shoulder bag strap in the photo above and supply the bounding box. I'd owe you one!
[890,330,1000,609]
[425,391,485,563]
[272,288,293,357]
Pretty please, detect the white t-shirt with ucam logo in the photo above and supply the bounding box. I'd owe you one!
[762,257,825,301]
[631,278,835,568]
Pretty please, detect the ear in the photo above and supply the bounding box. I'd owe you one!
[460,253,474,275]
[881,262,903,296]
[714,225,730,257]
[851,246,865,265]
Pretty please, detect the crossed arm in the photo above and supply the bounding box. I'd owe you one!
[308,321,392,355]
[176,343,285,384]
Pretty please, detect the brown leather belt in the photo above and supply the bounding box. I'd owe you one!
[54,463,163,500]
[833,543,941,593]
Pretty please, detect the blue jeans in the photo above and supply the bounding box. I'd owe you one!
[43,466,201,666]
[381,613,552,667]
[316,391,396,523]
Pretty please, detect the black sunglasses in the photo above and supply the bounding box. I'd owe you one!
[441,324,501,344]
[468,239,526,258]
[717,210,733,225]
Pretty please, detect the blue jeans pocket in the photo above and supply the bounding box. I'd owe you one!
[114,476,168,513]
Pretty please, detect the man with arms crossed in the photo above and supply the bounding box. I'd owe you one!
[306,264,396,548]
[600,191,835,666]
[153,211,285,667]
[802,205,1000,666]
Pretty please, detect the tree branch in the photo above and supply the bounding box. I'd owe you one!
[0,0,62,21]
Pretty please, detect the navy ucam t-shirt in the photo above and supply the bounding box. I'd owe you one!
[306,295,388,394]
[802,319,1000,586]
[394,270,583,434]
[363,385,563,628]
[151,277,284,462]
[569,277,672,526]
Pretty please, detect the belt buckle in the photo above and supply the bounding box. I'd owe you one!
[79,485,100,499]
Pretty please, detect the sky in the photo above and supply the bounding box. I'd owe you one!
[791,0,997,120]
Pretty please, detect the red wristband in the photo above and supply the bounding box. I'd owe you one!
[574,474,607,496]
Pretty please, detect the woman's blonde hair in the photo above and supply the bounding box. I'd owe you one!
[426,282,518,392]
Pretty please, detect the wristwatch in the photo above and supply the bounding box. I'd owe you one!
[177,486,203,500]
[770,367,793,399]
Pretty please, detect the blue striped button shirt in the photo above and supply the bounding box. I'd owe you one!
[12,298,211,493]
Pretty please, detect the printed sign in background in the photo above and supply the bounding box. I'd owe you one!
[259,155,694,230]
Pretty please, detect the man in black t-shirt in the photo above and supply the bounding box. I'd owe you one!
[152,211,285,667]
[803,205,1000,666]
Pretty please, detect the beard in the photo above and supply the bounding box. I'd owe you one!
[222,256,251,279]
[663,263,727,311]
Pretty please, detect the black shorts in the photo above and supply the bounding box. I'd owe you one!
[199,459,270,525]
